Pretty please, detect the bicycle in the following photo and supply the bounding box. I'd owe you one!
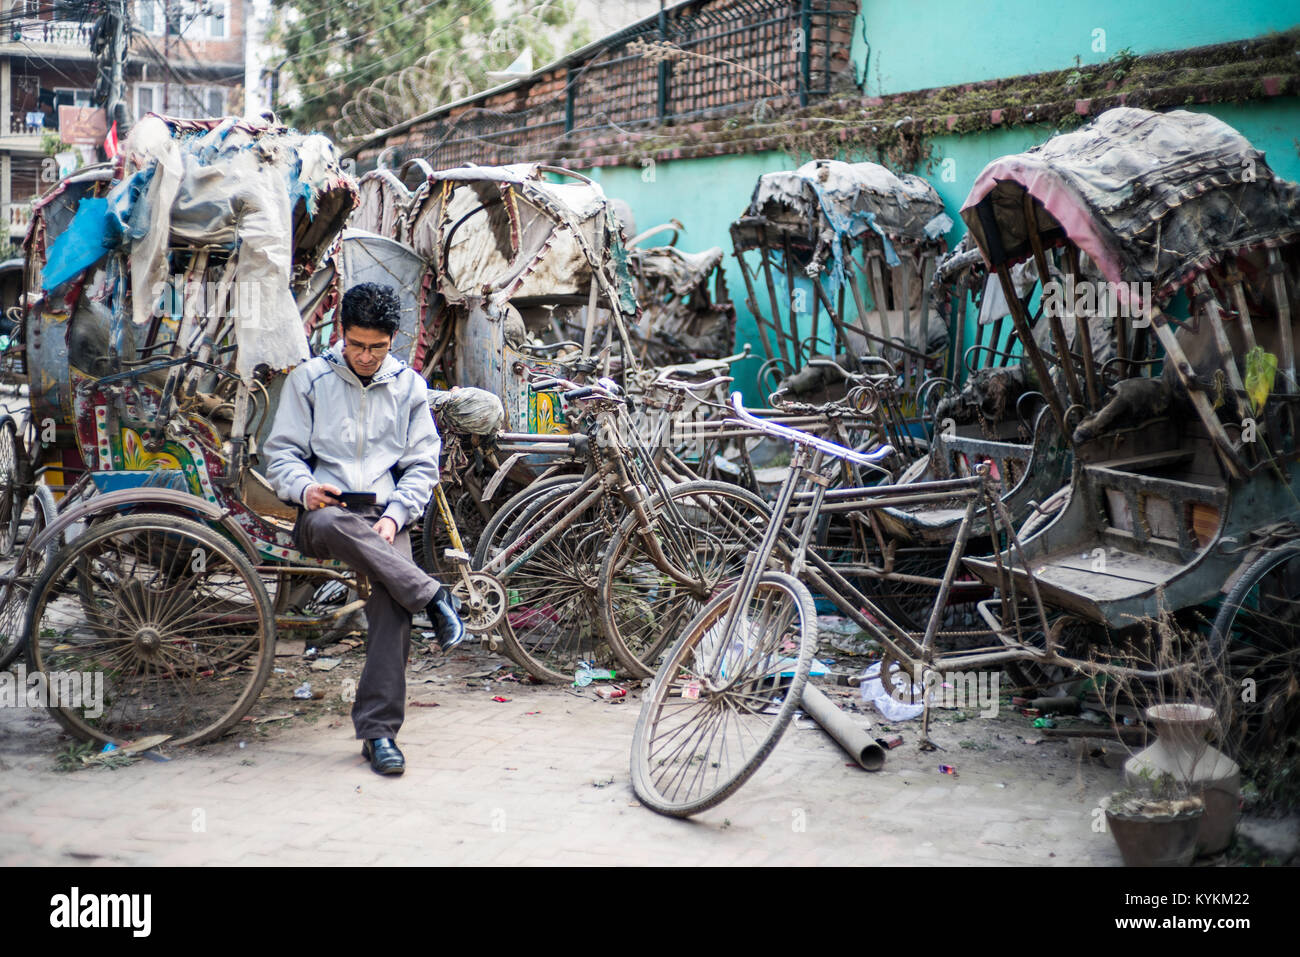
[631,392,1055,817]
[475,374,770,684]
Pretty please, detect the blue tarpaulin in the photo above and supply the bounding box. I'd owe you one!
[40,197,115,291]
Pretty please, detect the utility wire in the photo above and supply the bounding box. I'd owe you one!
[270,0,481,71]
[282,0,492,91]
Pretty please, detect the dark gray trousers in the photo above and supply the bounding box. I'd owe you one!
[293,504,443,740]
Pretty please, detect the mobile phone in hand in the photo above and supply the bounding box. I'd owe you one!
[333,491,378,508]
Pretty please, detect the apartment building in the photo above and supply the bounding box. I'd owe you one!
[0,0,248,249]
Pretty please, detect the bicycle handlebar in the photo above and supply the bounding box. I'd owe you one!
[806,356,897,384]
[726,392,896,467]
[530,373,623,404]
[652,374,733,394]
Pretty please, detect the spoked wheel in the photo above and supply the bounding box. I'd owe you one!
[598,480,771,678]
[0,420,23,559]
[1210,542,1300,761]
[0,485,60,670]
[417,485,486,578]
[27,514,275,747]
[493,482,620,683]
[631,571,818,818]
[470,474,582,570]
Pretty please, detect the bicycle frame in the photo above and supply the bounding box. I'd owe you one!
[482,390,712,592]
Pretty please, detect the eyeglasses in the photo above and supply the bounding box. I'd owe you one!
[344,339,391,357]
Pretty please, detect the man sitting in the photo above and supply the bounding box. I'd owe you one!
[264,282,464,776]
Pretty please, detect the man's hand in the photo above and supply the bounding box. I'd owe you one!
[305,483,342,510]
[373,516,398,544]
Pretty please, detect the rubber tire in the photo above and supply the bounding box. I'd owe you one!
[630,570,818,818]
[598,479,771,678]
[491,478,613,683]
[0,485,59,670]
[470,474,584,571]
[1209,541,1300,757]
[26,513,275,747]
[0,420,21,559]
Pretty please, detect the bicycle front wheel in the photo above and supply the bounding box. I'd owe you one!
[494,481,618,683]
[631,571,818,818]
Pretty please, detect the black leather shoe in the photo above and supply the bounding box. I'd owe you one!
[426,586,466,652]
[361,738,405,775]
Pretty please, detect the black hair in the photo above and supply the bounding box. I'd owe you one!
[340,283,400,335]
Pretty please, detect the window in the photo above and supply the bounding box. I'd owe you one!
[206,0,227,39]
[205,87,224,117]
[165,0,224,38]
[137,0,164,35]
[53,88,94,109]
[136,84,158,117]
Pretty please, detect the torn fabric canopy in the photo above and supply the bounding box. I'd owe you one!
[41,197,114,291]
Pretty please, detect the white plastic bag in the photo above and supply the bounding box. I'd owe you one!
[859,660,926,722]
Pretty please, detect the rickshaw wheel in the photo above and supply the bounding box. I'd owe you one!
[1210,542,1300,762]
[27,513,275,747]
[0,419,23,558]
[0,485,59,670]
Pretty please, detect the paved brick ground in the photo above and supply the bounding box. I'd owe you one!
[0,645,1129,867]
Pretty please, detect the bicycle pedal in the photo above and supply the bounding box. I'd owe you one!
[442,548,471,564]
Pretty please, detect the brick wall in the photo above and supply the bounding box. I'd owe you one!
[355,0,858,173]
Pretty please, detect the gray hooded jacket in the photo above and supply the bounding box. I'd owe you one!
[264,341,440,529]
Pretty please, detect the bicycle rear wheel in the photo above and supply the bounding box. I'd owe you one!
[494,480,619,683]
[598,479,770,678]
[631,570,817,817]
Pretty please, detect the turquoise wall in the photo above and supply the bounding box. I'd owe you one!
[854,0,1300,96]
[586,153,794,401]
[586,97,1300,400]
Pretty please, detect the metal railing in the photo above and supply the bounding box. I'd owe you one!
[385,0,857,171]
[8,113,45,135]
[9,203,33,230]
[8,18,96,48]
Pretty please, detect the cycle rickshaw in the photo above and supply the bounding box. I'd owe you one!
[630,107,1300,816]
[0,114,439,747]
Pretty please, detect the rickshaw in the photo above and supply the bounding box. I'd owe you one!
[0,114,464,747]
[629,108,1300,817]
[624,222,736,370]
[730,158,951,404]
[951,107,1300,753]
[396,162,640,435]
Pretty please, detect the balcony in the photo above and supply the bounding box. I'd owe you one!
[0,112,47,154]
[8,113,45,135]
[8,201,32,240]
[0,19,96,58]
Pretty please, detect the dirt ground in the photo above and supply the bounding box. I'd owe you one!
[3,600,1294,867]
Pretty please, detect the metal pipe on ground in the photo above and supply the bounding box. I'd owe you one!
[800,683,885,771]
